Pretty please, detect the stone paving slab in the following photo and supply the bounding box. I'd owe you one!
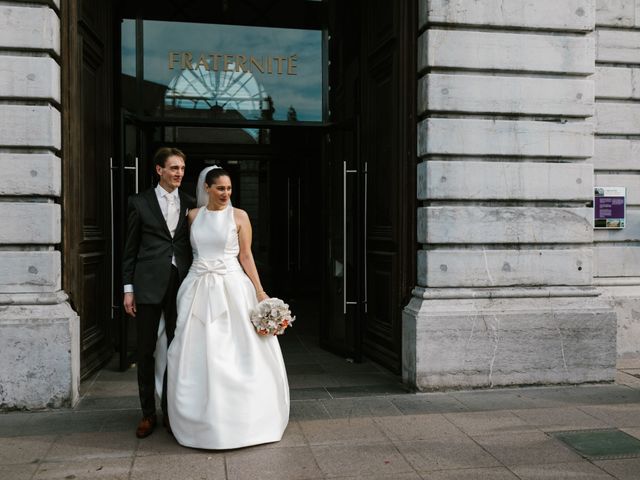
[472,430,583,467]
[394,438,501,472]
[421,467,519,479]
[510,406,611,432]
[594,457,640,480]
[509,461,616,480]
[226,445,323,480]
[0,463,39,480]
[310,442,414,478]
[373,414,466,443]
[34,457,133,480]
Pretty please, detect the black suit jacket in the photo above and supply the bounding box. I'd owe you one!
[122,187,196,304]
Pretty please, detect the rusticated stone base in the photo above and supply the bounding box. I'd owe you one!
[402,288,617,390]
[597,283,640,359]
[0,299,79,410]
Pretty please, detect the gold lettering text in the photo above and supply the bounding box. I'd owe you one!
[168,51,180,70]
[274,56,285,75]
[250,56,265,73]
[235,54,248,72]
[287,54,298,75]
[209,54,222,71]
[169,51,303,75]
[181,52,194,70]
[196,53,210,70]
[223,54,234,72]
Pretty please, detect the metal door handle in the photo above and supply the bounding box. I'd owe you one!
[363,161,368,313]
[287,177,291,271]
[109,157,115,319]
[343,161,346,314]
[344,162,358,313]
[124,156,139,193]
[297,177,301,271]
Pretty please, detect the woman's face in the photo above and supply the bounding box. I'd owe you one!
[206,175,232,208]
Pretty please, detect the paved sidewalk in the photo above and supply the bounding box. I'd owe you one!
[2,358,640,480]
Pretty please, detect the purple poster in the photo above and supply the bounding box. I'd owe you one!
[594,187,626,229]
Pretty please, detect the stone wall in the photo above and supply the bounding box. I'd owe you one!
[404,0,618,390]
[592,0,640,358]
[0,0,79,409]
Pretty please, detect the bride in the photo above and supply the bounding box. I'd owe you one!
[166,166,289,449]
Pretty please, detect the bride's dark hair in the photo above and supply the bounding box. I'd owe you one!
[205,167,231,186]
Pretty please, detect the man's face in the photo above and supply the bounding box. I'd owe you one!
[156,155,185,191]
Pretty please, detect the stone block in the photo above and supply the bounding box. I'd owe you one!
[590,138,640,170]
[418,206,593,244]
[596,0,638,26]
[0,302,79,409]
[594,66,640,99]
[0,203,60,244]
[419,118,594,158]
[596,102,640,135]
[402,294,617,389]
[596,29,640,64]
[0,55,60,102]
[0,153,61,196]
[418,161,593,201]
[0,105,61,150]
[0,5,59,54]
[0,251,61,293]
[418,248,593,287]
[595,173,640,204]
[420,29,595,74]
[419,74,593,117]
[594,246,640,276]
[425,0,595,31]
[598,285,640,357]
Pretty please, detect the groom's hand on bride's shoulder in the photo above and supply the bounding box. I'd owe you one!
[123,292,137,318]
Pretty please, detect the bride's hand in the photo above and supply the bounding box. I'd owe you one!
[256,291,269,302]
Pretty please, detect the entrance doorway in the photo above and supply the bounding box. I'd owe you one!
[65,0,415,384]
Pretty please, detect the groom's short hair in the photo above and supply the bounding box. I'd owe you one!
[154,147,186,169]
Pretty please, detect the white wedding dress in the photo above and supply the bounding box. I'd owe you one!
[167,205,289,449]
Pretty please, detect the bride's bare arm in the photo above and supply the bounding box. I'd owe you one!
[187,207,199,225]
[235,208,268,302]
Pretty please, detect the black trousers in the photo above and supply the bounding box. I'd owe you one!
[135,265,179,418]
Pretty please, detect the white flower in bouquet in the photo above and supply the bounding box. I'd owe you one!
[250,297,295,335]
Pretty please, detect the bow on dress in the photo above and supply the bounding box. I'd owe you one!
[189,258,230,326]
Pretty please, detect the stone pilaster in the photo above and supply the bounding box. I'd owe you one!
[0,2,79,409]
[404,0,617,390]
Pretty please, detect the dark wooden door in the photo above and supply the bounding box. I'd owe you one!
[321,120,363,359]
[320,0,363,359]
[322,0,415,369]
[359,0,415,373]
[62,0,115,377]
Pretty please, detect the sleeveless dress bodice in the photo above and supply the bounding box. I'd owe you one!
[167,205,289,450]
[190,205,240,261]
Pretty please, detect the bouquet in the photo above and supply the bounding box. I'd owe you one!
[250,297,296,336]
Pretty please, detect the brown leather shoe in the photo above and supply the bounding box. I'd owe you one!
[163,415,172,434]
[135,415,157,438]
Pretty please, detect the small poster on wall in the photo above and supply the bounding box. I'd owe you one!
[594,187,626,229]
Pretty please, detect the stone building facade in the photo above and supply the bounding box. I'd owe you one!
[0,0,638,409]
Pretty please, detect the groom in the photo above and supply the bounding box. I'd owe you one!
[122,147,196,438]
